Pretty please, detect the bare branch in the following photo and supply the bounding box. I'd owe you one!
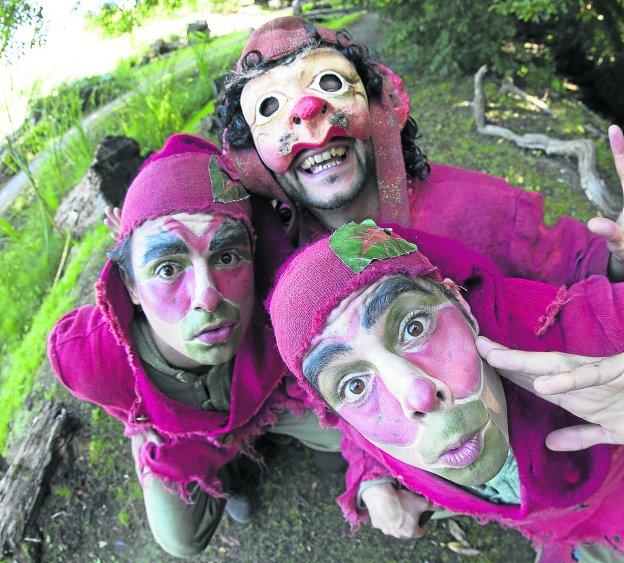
[473,65,620,218]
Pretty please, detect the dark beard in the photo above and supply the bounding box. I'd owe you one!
[274,140,375,211]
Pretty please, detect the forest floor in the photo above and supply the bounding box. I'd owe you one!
[3,11,620,563]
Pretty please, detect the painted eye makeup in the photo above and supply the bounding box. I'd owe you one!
[398,312,432,347]
[337,372,372,404]
[309,71,349,95]
[212,250,241,269]
[154,261,183,281]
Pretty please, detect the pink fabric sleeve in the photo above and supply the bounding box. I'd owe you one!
[337,432,393,531]
[409,165,610,286]
[47,306,135,420]
[509,191,609,286]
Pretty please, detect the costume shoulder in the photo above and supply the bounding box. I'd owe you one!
[47,305,135,417]
[408,163,608,284]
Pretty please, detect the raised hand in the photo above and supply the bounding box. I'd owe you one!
[476,336,624,451]
[588,124,624,281]
[103,206,122,240]
[361,481,433,539]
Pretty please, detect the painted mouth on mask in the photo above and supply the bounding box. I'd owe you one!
[192,322,237,345]
[437,431,483,469]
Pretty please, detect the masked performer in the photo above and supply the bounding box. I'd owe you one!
[47,134,341,558]
[218,16,624,287]
[267,220,624,560]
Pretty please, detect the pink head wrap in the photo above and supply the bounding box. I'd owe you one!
[118,133,253,242]
[225,17,412,231]
[267,224,441,389]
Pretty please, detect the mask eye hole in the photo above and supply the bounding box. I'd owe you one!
[259,96,280,117]
[310,71,348,95]
[319,73,344,92]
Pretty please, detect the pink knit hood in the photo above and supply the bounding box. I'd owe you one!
[268,222,623,552]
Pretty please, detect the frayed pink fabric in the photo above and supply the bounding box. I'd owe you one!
[48,249,288,501]
[268,226,624,551]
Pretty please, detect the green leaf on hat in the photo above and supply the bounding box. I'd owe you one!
[209,156,250,203]
[329,219,418,273]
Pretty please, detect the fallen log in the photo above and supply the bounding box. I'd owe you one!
[0,402,77,557]
[473,65,620,218]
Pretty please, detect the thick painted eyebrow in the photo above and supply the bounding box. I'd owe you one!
[141,232,189,265]
[362,277,435,329]
[209,224,250,252]
[302,343,352,388]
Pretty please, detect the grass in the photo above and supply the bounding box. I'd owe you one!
[0,224,111,450]
[0,28,251,453]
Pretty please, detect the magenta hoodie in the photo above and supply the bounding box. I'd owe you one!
[48,259,289,501]
[268,225,624,554]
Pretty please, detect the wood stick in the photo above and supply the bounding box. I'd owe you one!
[473,65,620,218]
[0,402,77,557]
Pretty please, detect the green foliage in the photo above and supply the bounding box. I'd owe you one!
[0,0,44,58]
[87,0,187,37]
[376,0,518,77]
[0,224,110,451]
[374,0,623,118]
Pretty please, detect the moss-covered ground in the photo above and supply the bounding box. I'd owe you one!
[4,10,621,563]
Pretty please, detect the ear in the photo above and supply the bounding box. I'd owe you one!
[120,268,140,306]
[441,278,480,335]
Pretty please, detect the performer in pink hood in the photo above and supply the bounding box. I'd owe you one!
[47,134,340,558]
[268,220,624,560]
[217,16,624,288]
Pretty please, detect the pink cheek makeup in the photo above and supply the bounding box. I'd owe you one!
[137,269,195,323]
[338,376,419,447]
[212,264,254,307]
[404,307,481,399]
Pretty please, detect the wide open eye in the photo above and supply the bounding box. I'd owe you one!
[214,251,240,268]
[401,315,430,344]
[340,374,371,403]
[155,262,182,281]
[259,95,280,117]
[310,71,348,95]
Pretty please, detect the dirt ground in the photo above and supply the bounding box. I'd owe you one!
[6,12,609,563]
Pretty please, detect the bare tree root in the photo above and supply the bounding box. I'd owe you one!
[473,65,620,218]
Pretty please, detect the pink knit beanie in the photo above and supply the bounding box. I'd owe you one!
[118,133,253,242]
[225,17,412,230]
[268,220,442,386]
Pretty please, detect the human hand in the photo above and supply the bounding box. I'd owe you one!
[587,124,624,281]
[361,481,433,539]
[476,336,624,451]
[130,430,163,479]
[103,206,122,240]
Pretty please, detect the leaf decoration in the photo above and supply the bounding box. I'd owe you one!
[329,219,418,273]
[209,156,249,203]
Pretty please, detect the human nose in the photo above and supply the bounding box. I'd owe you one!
[191,266,222,312]
[380,355,450,419]
[290,95,327,125]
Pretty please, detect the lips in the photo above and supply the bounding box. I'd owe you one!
[437,431,483,469]
[193,322,236,345]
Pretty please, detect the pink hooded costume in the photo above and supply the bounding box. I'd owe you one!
[267,222,624,554]
[223,17,609,286]
[47,134,288,501]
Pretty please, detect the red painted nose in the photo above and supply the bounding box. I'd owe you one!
[290,96,326,123]
[404,378,438,415]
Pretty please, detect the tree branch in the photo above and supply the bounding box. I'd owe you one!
[473,65,620,218]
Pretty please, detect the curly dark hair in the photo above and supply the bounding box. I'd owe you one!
[214,25,430,181]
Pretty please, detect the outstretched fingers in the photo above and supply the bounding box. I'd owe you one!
[545,424,617,452]
[534,355,615,395]
[609,124,624,194]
